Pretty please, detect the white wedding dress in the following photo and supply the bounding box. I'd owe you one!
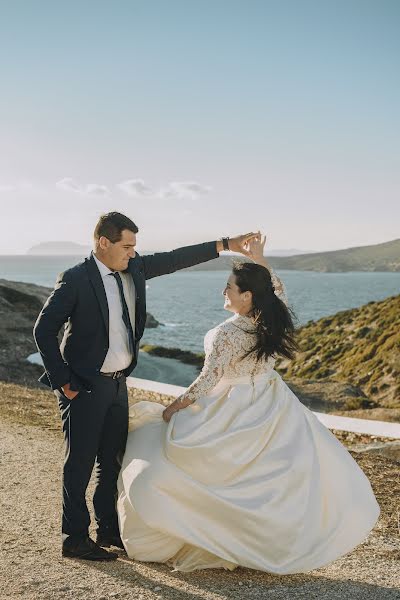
[117,271,380,573]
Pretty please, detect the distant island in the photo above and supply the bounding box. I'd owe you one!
[184,238,400,273]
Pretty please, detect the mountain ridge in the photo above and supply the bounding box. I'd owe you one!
[184,238,400,272]
[25,238,400,272]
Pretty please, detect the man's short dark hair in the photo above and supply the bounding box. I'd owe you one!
[94,211,139,243]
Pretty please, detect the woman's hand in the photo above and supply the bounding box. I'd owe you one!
[162,401,180,423]
[227,232,259,256]
[246,232,267,263]
[162,395,193,422]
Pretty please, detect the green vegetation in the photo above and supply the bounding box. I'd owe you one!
[277,294,400,409]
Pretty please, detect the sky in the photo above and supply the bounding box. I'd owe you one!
[0,0,399,254]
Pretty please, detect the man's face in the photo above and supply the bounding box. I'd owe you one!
[100,229,136,271]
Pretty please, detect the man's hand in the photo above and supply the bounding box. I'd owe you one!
[61,382,79,400]
[218,232,259,256]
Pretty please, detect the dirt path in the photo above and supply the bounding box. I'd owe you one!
[1,419,399,600]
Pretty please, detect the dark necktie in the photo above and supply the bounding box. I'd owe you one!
[109,272,135,355]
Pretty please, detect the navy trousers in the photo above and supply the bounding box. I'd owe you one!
[55,374,129,546]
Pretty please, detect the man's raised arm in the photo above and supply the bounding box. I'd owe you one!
[141,233,258,280]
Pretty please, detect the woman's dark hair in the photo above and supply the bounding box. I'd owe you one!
[94,211,139,243]
[232,261,298,362]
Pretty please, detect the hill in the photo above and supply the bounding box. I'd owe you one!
[277,294,400,415]
[269,238,400,272]
[184,238,400,272]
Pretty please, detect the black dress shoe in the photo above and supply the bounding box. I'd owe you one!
[95,532,125,550]
[62,536,118,560]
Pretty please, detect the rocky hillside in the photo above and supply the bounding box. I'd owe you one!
[0,279,161,386]
[277,294,400,413]
[0,279,52,384]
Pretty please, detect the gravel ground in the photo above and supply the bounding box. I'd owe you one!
[1,417,399,600]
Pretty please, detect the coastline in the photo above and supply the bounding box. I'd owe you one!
[1,276,399,423]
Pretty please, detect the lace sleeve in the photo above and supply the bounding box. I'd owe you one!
[182,327,233,404]
[270,269,288,306]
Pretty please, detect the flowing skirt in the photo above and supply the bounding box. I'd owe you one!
[117,370,380,573]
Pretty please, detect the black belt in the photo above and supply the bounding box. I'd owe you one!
[100,370,125,379]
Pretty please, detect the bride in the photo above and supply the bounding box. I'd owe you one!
[117,234,380,574]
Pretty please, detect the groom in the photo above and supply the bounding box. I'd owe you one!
[33,211,257,561]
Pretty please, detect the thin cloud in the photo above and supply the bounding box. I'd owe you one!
[55,177,211,200]
[159,181,212,200]
[85,183,110,196]
[117,179,153,197]
[0,182,34,193]
[56,178,82,193]
[56,178,109,195]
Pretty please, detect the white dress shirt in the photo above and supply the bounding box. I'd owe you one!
[92,252,136,372]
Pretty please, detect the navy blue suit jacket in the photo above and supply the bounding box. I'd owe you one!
[33,242,218,392]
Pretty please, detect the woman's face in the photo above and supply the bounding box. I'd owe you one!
[222,273,251,314]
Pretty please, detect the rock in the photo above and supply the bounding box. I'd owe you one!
[145,312,163,328]
[139,344,204,367]
[0,278,163,387]
[0,279,51,386]
[352,441,400,463]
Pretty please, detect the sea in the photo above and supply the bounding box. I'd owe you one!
[1,255,399,353]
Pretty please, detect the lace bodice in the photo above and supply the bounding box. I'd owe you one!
[183,270,288,403]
